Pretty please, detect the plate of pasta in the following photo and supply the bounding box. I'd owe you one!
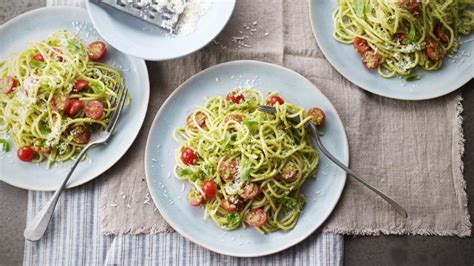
[145,60,348,256]
[0,7,149,190]
[309,0,474,100]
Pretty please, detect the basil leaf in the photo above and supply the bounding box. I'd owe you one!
[222,133,231,149]
[239,162,251,182]
[243,119,258,129]
[403,24,416,45]
[0,139,10,152]
[178,168,193,177]
[30,60,44,68]
[353,0,366,17]
[401,74,420,81]
[67,41,82,54]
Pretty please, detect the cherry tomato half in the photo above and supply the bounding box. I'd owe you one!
[226,91,245,104]
[73,80,89,93]
[0,77,18,94]
[245,208,267,227]
[50,94,70,115]
[218,159,239,180]
[353,37,370,54]
[32,53,45,62]
[362,51,382,69]
[434,25,448,44]
[221,196,242,212]
[70,125,90,145]
[84,100,104,120]
[17,146,35,162]
[400,0,419,16]
[224,114,243,124]
[425,40,445,62]
[181,147,199,166]
[187,188,205,206]
[307,107,326,128]
[65,99,84,117]
[202,180,217,199]
[186,111,208,131]
[266,95,284,107]
[87,41,107,61]
[240,183,261,200]
[394,33,406,43]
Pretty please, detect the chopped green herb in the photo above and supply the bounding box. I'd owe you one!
[226,213,241,228]
[0,139,10,152]
[403,24,416,45]
[30,60,44,68]
[243,119,258,129]
[239,161,251,182]
[178,168,193,177]
[353,0,366,17]
[222,132,231,149]
[282,196,299,209]
[401,74,420,81]
[67,41,82,54]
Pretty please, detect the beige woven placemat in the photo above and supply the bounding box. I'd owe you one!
[99,0,471,236]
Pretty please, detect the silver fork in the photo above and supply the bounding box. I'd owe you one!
[24,86,129,242]
[259,105,408,218]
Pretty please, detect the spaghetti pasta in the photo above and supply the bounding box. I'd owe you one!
[0,30,124,167]
[173,88,322,233]
[333,0,474,78]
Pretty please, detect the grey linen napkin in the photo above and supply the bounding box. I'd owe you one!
[100,0,471,236]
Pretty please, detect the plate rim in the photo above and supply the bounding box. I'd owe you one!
[308,0,473,101]
[144,60,349,257]
[85,0,237,61]
[0,6,150,191]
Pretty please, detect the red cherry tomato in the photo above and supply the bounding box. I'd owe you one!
[73,80,89,93]
[353,37,370,54]
[362,51,382,69]
[266,95,285,107]
[425,40,445,62]
[17,146,35,162]
[181,147,199,166]
[50,94,70,115]
[434,25,448,44]
[221,196,242,212]
[400,0,419,15]
[0,77,18,94]
[218,159,239,180]
[186,111,208,131]
[84,100,104,120]
[187,188,205,206]
[245,208,267,227]
[202,180,217,199]
[70,125,90,145]
[226,91,245,104]
[394,33,407,43]
[87,41,107,61]
[65,99,84,117]
[240,183,261,200]
[307,107,326,128]
[224,114,243,124]
[32,53,45,62]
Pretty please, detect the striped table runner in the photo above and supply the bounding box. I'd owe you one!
[24,179,343,265]
[23,0,344,264]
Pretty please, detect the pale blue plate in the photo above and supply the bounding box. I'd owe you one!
[309,0,474,100]
[145,60,348,257]
[86,0,236,61]
[0,7,149,191]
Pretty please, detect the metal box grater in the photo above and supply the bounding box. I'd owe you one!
[90,0,186,32]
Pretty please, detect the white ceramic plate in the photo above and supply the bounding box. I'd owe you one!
[309,0,474,100]
[144,60,348,257]
[86,0,236,61]
[0,7,149,191]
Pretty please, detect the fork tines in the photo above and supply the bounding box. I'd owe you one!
[106,86,128,133]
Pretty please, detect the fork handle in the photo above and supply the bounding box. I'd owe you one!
[308,126,408,218]
[23,146,91,242]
